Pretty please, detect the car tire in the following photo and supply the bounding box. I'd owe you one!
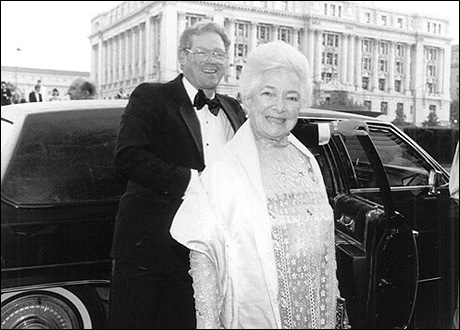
[1,286,105,329]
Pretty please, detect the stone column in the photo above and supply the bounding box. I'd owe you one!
[227,19,236,81]
[138,25,144,80]
[404,43,411,94]
[177,12,186,43]
[131,27,137,81]
[306,29,314,71]
[101,40,106,87]
[107,38,112,85]
[272,24,278,41]
[125,31,130,82]
[97,37,103,92]
[292,28,299,49]
[347,34,355,88]
[313,29,322,84]
[372,39,379,91]
[340,33,348,84]
[354,36,362,90]
[160,6,178,81]
[250,21,258,52]
[412,39,425,125]
[441,45,451,97]
[145,16,152,81]
[388,41,395,93]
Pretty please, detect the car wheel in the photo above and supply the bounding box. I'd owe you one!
[1,287,101,329]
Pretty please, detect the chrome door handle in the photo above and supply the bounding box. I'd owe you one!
[337,214,356,233]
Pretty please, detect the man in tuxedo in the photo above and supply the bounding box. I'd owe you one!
[109,21,367,329]
[28,85,43,102]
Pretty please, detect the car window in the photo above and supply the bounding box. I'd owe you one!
[341,127,437,188]
[2,108,125,204]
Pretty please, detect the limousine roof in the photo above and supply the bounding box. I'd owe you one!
[1,99,386,124]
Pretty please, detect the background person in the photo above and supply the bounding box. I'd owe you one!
[67,77,96,100]
[28,84,43,102]
[171,41,365,328]
[1,81,12,105]
[49,88,61,101]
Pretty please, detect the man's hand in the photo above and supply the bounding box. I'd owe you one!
[331,119,369,136]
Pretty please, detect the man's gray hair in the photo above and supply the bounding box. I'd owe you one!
[179,21,230,52]
[239,41,312,108]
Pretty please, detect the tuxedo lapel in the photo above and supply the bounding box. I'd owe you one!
[178,102,204,161]
[173,75,204,161]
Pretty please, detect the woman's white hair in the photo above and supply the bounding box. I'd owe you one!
[239,41,312,109]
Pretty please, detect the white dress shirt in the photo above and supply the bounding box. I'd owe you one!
[182,77,235,185]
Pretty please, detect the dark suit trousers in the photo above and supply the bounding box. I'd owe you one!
[108,259,196,329]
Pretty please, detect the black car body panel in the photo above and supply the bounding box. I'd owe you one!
[1,101,458,329]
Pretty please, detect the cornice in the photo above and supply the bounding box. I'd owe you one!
[193,1,304,19]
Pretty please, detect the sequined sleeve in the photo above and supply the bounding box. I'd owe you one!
[189,250,223,329]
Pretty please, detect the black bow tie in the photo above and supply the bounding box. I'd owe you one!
[193,89,221,116]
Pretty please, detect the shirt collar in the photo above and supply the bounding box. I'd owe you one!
[182,76,216,104]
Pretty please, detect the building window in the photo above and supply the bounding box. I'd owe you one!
[379,78,386,91]
[324,3,328,15]
[427,48,437,60]
[397,18,403,28]
[362,39,372,53]
[364,100,372,111]
[236,65,242,80]
[427,65,436,77]
[365,12,371,23]
[395,80,402,92]
[321,72,333,83]
[427,82,435,94]
[380,101,388,114]
[381,15,387,26]
[236,22,249,38]
[278,27,291,43]
[185,14,204,28]
[257,24,271,43]
[396,61,404,74]
[427,22,431,32]
[379,42,389,55]
[362,77,369,90]
[379,59,388,72]
[331,4,336,16]
[362,57,372,71]
[234,43,248,58]
[324,52,338,65]
[396,44,405,57]
[323,33,339,47]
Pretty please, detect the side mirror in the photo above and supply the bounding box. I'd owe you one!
[428,169,443,196]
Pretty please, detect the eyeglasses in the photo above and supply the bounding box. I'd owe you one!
[184,48,228,64]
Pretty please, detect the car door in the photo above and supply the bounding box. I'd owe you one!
[293,120,418,329]
[340,123,459,329]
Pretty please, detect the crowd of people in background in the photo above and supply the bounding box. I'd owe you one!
[1,77,130,106]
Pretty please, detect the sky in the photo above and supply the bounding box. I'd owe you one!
[1,1,459,72]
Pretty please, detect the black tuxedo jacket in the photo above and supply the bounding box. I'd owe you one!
[28,91,42,102]
[111,74,321,272]
[112,74,247,271]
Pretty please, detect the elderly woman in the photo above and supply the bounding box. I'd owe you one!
[171,41,363,328]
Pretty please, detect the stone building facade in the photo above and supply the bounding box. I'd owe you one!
[89,1,453,125]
